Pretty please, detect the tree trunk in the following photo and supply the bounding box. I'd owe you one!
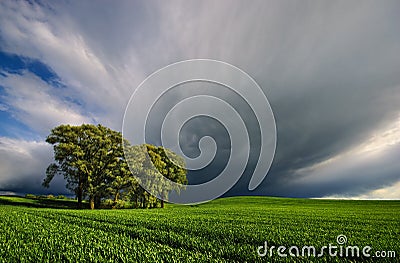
[77,175,83,209]
[114,191,120,203]
[160,193,165,208]
[89,196,95,210]
[95,196,101,208]
[77,193,82,209]
[112,191,120,209]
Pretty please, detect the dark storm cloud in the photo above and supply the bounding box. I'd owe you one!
[147,0,400,197]
[143,81,263,186]
[0,0,399,198]
[0,138,68,195]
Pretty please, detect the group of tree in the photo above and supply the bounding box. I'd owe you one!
[43,124,187,209]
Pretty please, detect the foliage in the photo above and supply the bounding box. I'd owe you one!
[43,124,187,209]
[0,196,398,262]
[25,194,68,200]
[124,144,188,208]
[25,194,36,199]
[43,124,126,209]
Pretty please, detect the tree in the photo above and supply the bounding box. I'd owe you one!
[144,145,187,208]
[43,125,86,208]
[43,124,124,209]
[44,124,188,209]
[106,142,139,207]
[124,144,187,208]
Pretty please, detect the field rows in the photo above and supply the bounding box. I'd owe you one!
[0,196,399,262]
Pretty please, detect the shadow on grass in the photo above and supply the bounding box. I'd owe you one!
[0,196,89,209]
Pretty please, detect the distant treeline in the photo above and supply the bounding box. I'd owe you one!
[25,194,69,200]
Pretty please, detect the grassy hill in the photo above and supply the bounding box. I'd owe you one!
[0,196,398,262]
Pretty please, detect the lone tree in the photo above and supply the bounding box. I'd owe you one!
[43,124,188,209]
[43,124,124,209]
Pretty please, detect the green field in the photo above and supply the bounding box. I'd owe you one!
[0,196,398,262]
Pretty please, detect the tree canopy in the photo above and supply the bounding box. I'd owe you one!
[43,124,187,209]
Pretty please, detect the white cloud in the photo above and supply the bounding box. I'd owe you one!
[355,181,400,200]
[291,115,400,199]
[322,180,400,200]
[0,104,8,111]
[355,114,400,154]
[296,113,400,174]
[0,72,92,135]
[0,0,148,131]
[0,191,18,195]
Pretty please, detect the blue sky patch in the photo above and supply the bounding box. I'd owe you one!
[0,108,38,139]
[0,51,64,88]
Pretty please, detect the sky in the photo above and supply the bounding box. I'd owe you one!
[0,0,399,199]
